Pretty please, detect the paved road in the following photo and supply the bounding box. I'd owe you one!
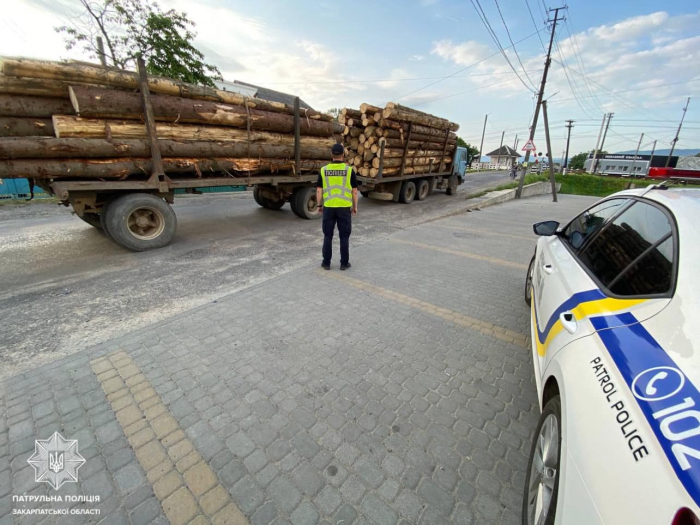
[0,171,511,380]
[0,193,596,524]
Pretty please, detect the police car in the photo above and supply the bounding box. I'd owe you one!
[523,186,700,525]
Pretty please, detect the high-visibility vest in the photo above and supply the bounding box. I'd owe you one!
[320,163,353,208]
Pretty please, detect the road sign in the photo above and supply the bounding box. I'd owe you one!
[522,139,537,151]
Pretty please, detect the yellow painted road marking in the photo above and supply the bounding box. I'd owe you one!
[318,270,529,348]
[390,238,528,269]
[432,223,534,241]
[91,351,248,525]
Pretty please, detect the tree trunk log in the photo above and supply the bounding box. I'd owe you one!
[360,103,383,115]
[385,102,437,118]
[69,86,342,137]
[0,117,54,137]
[0,74,102,98]
[382,107,458,131]
[0,157,326,179]
[342,108,362,118]
[0,137,333,160]
[379,118,457,139]
[378,137,453,150]
[0,95,73,118]
[0,58,332,121]
[372,156,452,169]
[378,127,456,143]
[379,148,446,159]
[52,116,337,148]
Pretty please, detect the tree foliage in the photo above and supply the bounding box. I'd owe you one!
[56,0,221,86]
[456,137,481,164]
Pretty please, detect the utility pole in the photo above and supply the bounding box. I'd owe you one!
[516,6,565,198]
[630,133,644,176]
[542,100,558,202]
[497,131,504,168]
[648,140,657,175]
[666,97,690,167]
[479,114,488,167]
[590,113,607,174]
[563,119,574,174]
[513,134,518,150]
[96,36,107,66]
[594,113,613,174]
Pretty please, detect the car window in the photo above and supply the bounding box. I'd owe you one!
[609,236,673,296]
[564,198,628,249]
[578,201,674,295]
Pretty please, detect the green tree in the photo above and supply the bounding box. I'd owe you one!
[56,0,221,87]
[569,150,607,170]
[456,137,480,165]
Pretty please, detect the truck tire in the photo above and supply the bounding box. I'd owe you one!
[253,186,265,207]
[104,193,177,251]
[290,188,302,217]
[294,186,321,220]
[446,175,458,196]
[399,181,416,204]
[360,190,370,198]
[416,179,430,201]
[78,213,103,230]
[262,196,285,210]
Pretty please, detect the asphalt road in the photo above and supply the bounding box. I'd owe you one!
[0,170,511,380]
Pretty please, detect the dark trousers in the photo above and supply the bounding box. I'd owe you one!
[322,207,352,265]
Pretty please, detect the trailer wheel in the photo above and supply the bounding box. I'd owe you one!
[79,213,103,230]
[360,191,370,198]
[253,186,265,207]
[416,179,430,201]
[399,181,416,204]
[290,189,302,217]
[294,186,321,220]
[104,193,177,251]
[262,197,285,210]
[446,175,458,196]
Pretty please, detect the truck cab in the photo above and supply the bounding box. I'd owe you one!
[452,146,468,184]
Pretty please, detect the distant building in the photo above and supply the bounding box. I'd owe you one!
[214,79,314,110]
[485,145,522,168]
[584,153,678,176]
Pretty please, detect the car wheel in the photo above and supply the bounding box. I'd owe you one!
[525,254,535,307]
[523,396,561,525]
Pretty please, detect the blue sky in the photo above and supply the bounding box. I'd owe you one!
[4,0,700,157]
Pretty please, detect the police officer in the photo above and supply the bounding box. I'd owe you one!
[316,143,358,270]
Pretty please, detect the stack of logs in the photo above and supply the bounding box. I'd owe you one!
[339,102,458,178]
[0,57,343,182]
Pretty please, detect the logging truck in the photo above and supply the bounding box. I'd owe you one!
[0,57,466,252]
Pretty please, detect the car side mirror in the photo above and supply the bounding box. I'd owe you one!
[533,221,560,236]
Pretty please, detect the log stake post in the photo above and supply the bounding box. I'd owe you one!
[136,57,167,192]
[428,158,434,175]
[293,97,301,177]
[378,139,386,179]
[399,122,413,178]
[439,129,450,173]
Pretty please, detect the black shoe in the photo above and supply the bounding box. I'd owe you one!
[340,263,351,271]
[321,263,331,270]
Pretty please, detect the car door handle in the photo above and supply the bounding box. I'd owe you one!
[559,311,577,334]
[542,264,554,275]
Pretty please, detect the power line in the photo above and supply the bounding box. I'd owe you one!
[553,36,597,118]
[493,0,538,90]
[394,28,545,101]
[563,10,605,114]
[524,0,547,50]
[552,77,700,104]
[469,0,537,93]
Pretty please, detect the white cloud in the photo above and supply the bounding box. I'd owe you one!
[376,69,411,90]
[431,39,491,66]
[411,55,425,61]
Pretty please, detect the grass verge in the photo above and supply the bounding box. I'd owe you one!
[470,172,659,199]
